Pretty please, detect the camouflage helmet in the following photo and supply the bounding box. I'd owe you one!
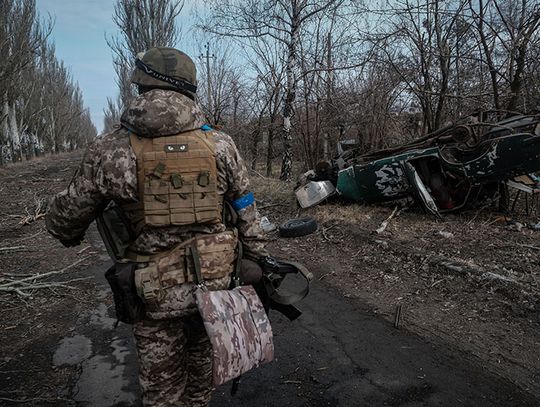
[131,47,197,97]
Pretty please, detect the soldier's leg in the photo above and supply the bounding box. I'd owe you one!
[133,318,188,406]
[184,316,213,406]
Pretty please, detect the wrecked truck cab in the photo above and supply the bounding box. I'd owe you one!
[336,147,473,214]
[299,114,540,213]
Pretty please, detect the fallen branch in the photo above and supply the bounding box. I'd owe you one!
[13,229,44,243]
[433,258,520,285]
[375,206,401,234]
[318,271,336,281]
[0,246,26,252]
[19,196,47,226]
[0,396,72,404]
[258,203,285,210]
[321,224,344,243]
[0,257,90,298]
[0,287,31,297]
[517,243,540,251]
[321,224,337,241]
[0,257,88,288]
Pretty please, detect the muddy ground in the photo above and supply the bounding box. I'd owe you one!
[0,152,538,405]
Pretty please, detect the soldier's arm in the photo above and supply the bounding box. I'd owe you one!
[46,142,108,246]
[219,133,268,260]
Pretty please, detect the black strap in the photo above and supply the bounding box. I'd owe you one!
[189,245,204,286]
[263,260,312,305]
[232,240,243,288]
[135,59,197,93]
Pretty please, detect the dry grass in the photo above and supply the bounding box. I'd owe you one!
[310,202,385,225]
[0,151,82,177]
[250,171,297,209]
[249,169,399,229]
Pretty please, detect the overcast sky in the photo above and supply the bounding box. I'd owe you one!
[35,0,201,134]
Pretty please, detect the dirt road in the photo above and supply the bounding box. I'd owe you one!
[1,153,539,406]
[39,253,537,407]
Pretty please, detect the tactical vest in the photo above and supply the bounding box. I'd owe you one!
[126,128,222,232]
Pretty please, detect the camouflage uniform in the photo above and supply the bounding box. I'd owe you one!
[46,89,267,406]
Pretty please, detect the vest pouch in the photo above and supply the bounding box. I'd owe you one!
[128,130,222,229]
[96,201,136,261]
[133,231,238,306]
[193,181,219,223]
[169,182,197,225]
[105,262,146,324]
[193,230,237,279]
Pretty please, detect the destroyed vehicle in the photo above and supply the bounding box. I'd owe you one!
[296,115,540,215]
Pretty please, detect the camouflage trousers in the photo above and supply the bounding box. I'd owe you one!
[133,315,213,406]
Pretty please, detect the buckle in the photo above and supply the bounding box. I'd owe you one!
[141,278,157,300]
[260,256,279,272]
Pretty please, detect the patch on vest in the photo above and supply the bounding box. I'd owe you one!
[164,144,188,152]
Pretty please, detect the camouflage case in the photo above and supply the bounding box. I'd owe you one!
[195,285,274,386]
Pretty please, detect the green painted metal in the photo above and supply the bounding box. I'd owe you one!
[335,133,540,205]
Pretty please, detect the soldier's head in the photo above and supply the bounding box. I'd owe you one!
[131,47,197,100]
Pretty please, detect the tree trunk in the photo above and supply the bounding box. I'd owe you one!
[8,101,22,162]
[251,129,260,171]
[266,124,274,177]
[280,8,300,181]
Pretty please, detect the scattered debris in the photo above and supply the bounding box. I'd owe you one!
[375,206,400,234]
[374,239,389,248]
[283,380,302,385]
[320,223,345,243]
[260,216,277,232]
[437,231,454,239]
[394,305,402,329]
[318,271,336,281]
[434,258,522,286]
[507,221,524,232]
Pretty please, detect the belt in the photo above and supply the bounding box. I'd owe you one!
[128,231,238,305]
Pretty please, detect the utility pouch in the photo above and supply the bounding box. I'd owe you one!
[105,262,146,324]
[96,201,135,261]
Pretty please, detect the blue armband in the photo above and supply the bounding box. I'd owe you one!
[200,124,212,131]
[232,192,255,211]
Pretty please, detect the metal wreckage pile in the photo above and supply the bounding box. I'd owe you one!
[296,114,540,216]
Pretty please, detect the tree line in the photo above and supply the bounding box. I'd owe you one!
[104,0,540,180]
[199,0,540,180]
[0,0,96,165]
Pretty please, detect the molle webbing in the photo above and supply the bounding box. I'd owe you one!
[132,231,238,304]
[129,129,221,229]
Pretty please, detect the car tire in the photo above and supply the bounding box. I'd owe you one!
[279,217,318,238]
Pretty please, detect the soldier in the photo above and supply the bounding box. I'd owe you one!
[46,47,267,406]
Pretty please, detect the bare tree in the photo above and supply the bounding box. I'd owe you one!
[0,0,51,162]
[0,0,94,165]
[203,0,344,180]
[197,43,242,127]
[104,0,184,130]
[470,0,540,114]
